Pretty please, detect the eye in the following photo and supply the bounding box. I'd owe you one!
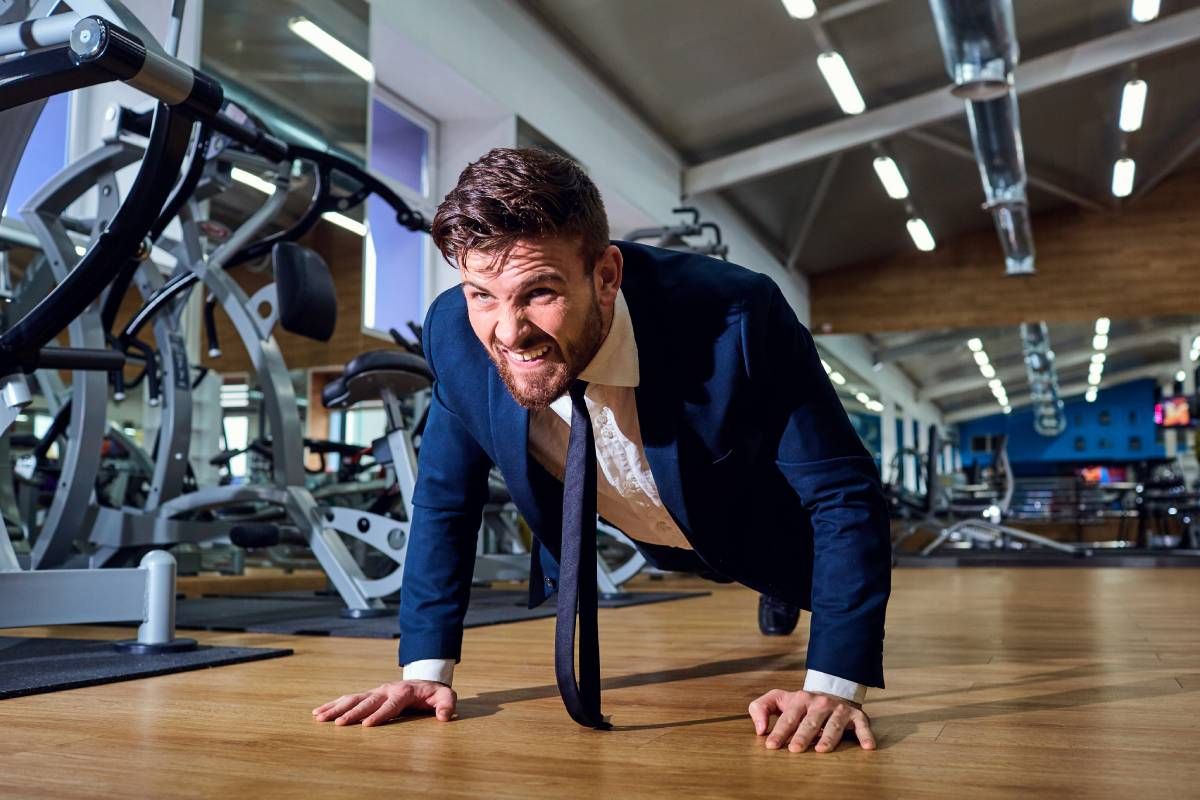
[470,291,494,303]
[528,287,557,301]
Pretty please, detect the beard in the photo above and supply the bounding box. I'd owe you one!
[491,293,605,410]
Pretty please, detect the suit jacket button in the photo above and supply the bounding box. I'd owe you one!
[544,577,556,591]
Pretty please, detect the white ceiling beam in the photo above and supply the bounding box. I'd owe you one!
[683,8,1200,195]
[944,360,1179,424]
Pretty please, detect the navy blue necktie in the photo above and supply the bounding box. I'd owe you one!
[554,380,610,729]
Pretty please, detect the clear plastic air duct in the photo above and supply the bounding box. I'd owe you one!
[929,0,1035,275]
[929,0,1018,100]
[1019,322,1066,437]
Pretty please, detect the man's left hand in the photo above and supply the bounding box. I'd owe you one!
[748,689,876,753]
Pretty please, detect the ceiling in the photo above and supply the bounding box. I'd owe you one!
[517,0,1200,420]
[520,0,1200,273]
[868,316,1198,421]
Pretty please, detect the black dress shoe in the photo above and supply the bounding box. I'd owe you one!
[758,594,801,636]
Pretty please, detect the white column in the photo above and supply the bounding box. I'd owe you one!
[880,400,898,486]
[1163,380,1178,457]
[901,411,917,492]
[914,418,929,494]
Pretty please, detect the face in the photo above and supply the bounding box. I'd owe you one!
[460,238,622,409]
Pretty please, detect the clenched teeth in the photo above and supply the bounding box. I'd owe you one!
[510,345,550,362]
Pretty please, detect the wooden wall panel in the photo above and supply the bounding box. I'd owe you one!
[809,167,1200,334]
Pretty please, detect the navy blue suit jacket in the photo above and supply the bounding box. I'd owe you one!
[399,242,891,688]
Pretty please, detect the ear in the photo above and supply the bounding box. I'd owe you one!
[592,245,623,307]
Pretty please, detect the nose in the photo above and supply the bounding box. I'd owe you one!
[493,303,529,349]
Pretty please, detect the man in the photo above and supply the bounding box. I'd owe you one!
[314,148,890,753]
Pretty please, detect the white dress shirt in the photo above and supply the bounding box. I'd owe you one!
[405,291,867,705]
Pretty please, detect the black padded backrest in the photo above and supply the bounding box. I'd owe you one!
[272,242,336,341]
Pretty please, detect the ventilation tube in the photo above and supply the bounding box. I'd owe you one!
[1019,321,1066,436]
[929,0,1035,275]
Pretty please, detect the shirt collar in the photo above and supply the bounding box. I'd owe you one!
[578,289,639,388]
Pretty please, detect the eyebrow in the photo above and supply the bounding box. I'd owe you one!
[462,272,567,295]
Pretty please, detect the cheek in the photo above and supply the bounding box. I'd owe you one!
[466,309,492,345]
[526,306,569,343]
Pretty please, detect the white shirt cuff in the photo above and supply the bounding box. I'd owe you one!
[804,669,867,704]
[402,659,455,686]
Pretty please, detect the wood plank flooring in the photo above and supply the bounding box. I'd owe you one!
[2,567,1199,799]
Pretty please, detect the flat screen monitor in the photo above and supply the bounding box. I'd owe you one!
[1154,396,1191,428]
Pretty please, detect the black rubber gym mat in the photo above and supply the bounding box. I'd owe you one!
[171,588,710,639]
[0,636,293,700]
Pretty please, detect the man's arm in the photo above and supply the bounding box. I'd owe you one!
[743,276,891,751]
[314,297,492,726]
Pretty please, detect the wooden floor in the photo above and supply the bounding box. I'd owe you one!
[3,567,1200,799]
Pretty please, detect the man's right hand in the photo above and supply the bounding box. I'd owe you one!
[312,680,457,727]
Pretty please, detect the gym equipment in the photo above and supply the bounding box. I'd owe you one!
[0,3,243,651]
[894,431,1090,557]
[625,207,729,259]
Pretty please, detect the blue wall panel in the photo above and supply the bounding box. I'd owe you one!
[958,378,1166,470]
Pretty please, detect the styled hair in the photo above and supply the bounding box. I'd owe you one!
[432,147,609,271]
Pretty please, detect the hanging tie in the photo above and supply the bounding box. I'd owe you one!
[553,379,610,729]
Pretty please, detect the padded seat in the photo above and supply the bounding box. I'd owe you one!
[322,350,433,409]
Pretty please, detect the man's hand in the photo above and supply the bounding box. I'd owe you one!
[748,689,876,753]
[312,680,457,727]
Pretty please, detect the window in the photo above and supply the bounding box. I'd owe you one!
[222,415,250,480]
[3,94,70,218]
[362,88,437,341]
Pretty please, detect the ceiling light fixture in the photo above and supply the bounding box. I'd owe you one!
[321,211,366,237]
[781,0,817,19]
[1112,158,1136,198]
[230,166,277,195]
[906,217,936,252]
[1119,80,1148,132]
[872,156,910,199]
[288,16,375,82]
[1131,0,1161,23]
[816,51,866,115]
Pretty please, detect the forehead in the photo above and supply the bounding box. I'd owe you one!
[459,238,583,287]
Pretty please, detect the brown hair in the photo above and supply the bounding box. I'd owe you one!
[432,147,609,271]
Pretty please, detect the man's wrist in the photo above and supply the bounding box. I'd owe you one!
[402,658,456,686]
[803,669,867,705]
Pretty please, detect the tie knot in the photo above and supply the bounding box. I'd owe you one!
[569,379,589,403]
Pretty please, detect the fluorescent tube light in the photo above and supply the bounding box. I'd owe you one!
[906,217,936,252]
[288,17,375,82]
[322,211,366,237]
[816,51,866,115]
[231,166,277,195]
[1112,158,1136,198]
[1119,80,1147,132]
[1131,0,1160,23]
[872,156,909,199]
[781,0,817,19]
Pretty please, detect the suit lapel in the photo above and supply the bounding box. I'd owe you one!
[623,266,692,536]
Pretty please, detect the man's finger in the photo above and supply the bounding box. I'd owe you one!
[788,705,833,752]
[313,694,366,722]
[335,694,385,726]
[765,702,806,750]
[432,688,457,722]
[850,712,877,750]
[813,705,852,753]
[361,697,405,727]
[748,690,787,736]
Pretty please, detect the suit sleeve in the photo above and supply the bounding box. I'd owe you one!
[397,298,494,666]
[744,276,891,688]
